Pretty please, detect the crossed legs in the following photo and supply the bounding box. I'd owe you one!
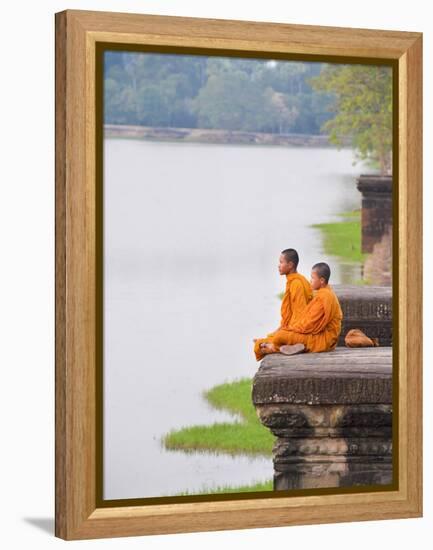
[253,329,307,361]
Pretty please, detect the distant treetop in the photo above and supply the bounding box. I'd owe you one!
[104,52,335,136]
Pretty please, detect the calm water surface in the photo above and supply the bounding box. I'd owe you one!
[103,139,368,499]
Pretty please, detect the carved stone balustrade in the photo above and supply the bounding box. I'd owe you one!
[334,285,392,347]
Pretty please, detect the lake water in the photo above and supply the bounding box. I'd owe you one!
[103,138,368,499]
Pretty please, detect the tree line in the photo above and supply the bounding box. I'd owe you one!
[104,52,393,174]
[104,52,335,135]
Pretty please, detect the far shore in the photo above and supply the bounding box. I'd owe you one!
[104,124,351,148]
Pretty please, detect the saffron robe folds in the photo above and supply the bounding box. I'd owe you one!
[254,272,313,361]
[271,285,343,353]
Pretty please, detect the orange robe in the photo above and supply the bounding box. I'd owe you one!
[254,273,313,361]
[271,285,343,353]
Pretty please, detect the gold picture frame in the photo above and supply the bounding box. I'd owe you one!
[55,9,423,540]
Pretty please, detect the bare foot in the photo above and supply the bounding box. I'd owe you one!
[279,343,305,356]
[260,342,277,353]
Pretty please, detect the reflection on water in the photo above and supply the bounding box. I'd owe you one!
[331,258,362,285]
[103,139,370,499]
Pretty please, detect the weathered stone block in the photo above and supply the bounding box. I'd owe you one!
[252,348,393,491]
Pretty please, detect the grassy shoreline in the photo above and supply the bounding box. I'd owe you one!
[311,209,366,264]
[171,479,273,496]
[162,378,274,457]
[161,377,274,495]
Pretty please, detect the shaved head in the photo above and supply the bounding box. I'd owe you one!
[312,262,331,283]
[281,248,299,268]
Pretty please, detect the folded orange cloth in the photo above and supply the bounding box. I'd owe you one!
[345,328,379,348]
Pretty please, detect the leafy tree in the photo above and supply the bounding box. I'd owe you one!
[308,64,393,174]
[263,88,299,133]
[191,68,268,131]
[103,51,336,136]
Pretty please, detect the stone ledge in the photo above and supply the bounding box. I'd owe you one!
[252,347,392,406]
[252,347,393,489]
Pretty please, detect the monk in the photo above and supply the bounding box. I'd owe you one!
[253,248,313,361]
[256,262,343,359]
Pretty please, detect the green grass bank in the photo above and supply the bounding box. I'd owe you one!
[162,377,274,457]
